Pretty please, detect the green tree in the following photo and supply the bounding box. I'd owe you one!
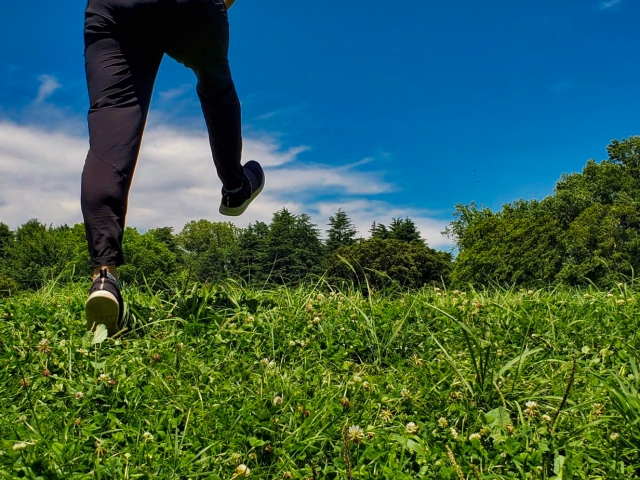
[119,228,177,284]
[0,222,11,260]
[328,238,451,290]
[4,220,88,288]
[234,221,269,284]
[448,137,640,287]
[389,217,422,243]
[177,220,240,282]
[557,204,640,284]
[326,209,357,253]
[369,221,390,239]
[264,208,324,284]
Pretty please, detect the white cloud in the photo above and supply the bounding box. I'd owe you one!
[0,113,452,248]
[314,199,451,248]
[599,0,622,9]
[35,75,61,103]
[158,84,192,102]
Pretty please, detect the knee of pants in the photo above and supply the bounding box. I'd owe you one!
[81,152,130,219]
[196,64,235,98]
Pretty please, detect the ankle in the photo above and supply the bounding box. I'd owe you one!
[93,265,118,281]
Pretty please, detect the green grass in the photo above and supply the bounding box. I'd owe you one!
[1,280,639,479]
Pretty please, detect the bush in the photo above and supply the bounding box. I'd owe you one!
[327,238,452,291]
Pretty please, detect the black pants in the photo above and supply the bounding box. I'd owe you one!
[81,0,243,267]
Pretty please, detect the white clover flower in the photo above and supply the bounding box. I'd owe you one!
[617,299,626,305]
[542,414,552,423]
[273,396,283,406]
[12,442,28,451]
[75,391,84,400]
[581,345,590,354]
[316,293,325,301]
[313,316,321,324]
[362,381,371,390]
[98,373,109,382]
[592,403,604,416]
[260,358,269,366]
[610,432,620,442]
[289,340,296,346]
[527,290,534,295]
[245,316,254,324]
[347,425,364,444]
[124,452,131,460]
[607,293,614,298]
[437,417,448,428]
[406,422,419,434]
[400,388,411,400]
[230,452,242,464]
[380,409,393,422]
[450,427,458,439]
[524,401,538,417]
[142,431,154,442]
[234,464,250,477]
[469,433,481,441]
[353,375,363,383]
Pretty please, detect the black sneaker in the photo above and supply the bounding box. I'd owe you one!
[219,161,265,216]
[85,268,125,337]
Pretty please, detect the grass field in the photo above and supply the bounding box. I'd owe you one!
[1,280,639,479]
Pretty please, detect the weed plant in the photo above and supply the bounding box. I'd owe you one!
[0,280,639,479]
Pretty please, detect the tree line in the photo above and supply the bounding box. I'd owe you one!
[447,136,640,286]
[1,137,638,294]
[0,210,451,295]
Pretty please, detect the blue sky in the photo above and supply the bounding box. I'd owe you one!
[1,0,639,248]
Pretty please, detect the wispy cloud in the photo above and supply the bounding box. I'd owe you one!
[599,0,622,10]
[0,108,452,248]
[35,75,61,103]
[158,84,192,102]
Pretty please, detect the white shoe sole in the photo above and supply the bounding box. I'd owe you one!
[219,179,265,216]
[85,290,120,337]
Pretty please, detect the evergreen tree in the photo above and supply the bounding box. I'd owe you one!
[264,208,323,284]
[234,221,269,283]
[0,222,11,260]
[389,217,422,243]
[326,209,357,253]
[369,221,390,239]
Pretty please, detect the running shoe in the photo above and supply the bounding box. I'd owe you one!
[85,268,125,336]
[219,161,265,216]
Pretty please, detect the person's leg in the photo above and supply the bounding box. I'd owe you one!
[166,0,244,191]
[81,0,164,272]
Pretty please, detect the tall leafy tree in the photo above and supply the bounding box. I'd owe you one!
[177,220,240,282]
[326,209,357,253]
[119,227,178,284]
[448,137,640,286]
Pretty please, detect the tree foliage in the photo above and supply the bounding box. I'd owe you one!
[449,136,640,286]
[328,238,451,290]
